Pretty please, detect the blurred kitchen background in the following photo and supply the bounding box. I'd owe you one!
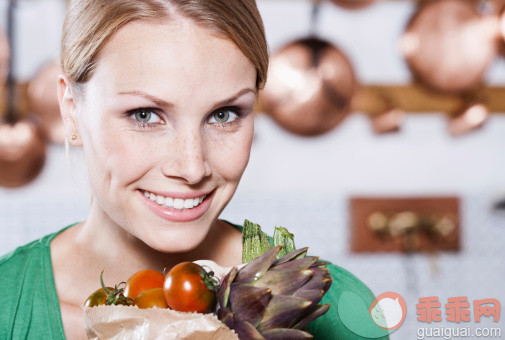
[1,0,505,338]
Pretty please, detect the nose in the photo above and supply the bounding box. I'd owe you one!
[161,128,211,185]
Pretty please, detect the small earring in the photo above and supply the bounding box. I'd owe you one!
[71,135,77,141]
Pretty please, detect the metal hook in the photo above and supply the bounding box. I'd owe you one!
[6,0,18,124]
[309,0,322,37]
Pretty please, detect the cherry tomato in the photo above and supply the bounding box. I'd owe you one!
[163,262,217,313]
[134,287,169,309]
[84,287,113,307]
[124,269,165,299]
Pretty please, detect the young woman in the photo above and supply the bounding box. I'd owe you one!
[0,1,382,339]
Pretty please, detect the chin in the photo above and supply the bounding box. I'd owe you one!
[140,223,210,254]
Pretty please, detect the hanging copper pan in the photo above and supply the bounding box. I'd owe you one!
[0,0,47,188]
[0,118,46,188]
[28,60,65,144]
[329,0,376,10]
[401,0,499,94]
[260,37,356,136]
[0,27,9,91]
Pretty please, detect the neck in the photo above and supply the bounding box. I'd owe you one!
[50,197,242,310]
[74,199,236,280]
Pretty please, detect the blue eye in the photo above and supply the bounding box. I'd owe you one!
[128,108,162,126]
[209,107,240,124]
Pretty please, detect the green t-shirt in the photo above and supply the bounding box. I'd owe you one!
[0,223,384,339]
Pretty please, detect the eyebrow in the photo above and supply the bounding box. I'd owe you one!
[117,87,256,108]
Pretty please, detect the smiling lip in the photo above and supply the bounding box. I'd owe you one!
[142,189,213,199]
[138,189,215,222]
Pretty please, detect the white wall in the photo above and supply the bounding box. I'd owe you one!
[1,1,504,338]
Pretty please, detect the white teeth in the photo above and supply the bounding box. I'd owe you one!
[144,190,207,210]
[164,197,174,208]
[173,198,184,209]
[183,199,194,209]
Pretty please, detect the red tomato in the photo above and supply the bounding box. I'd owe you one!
[134,288,169,309]
[163,262,217,313]
[124,269,165,299]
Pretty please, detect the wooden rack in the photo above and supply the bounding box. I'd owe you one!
[352,84,505,115]
[1,83,505,118]
[255,84,505,115]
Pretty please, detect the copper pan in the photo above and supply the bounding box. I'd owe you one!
[0,0,46,188]
[28,60,65,144]
[329,0,376,10]
[0,118,46,188]
[260,37,356,136]
[0,27,9,91]
[401,0,499,94]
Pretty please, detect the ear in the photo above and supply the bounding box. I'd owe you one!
[57,74,82,146]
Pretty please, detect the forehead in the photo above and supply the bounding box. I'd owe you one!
[89,17,256,103]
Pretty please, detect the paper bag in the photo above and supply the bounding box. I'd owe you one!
[83,305,239,340]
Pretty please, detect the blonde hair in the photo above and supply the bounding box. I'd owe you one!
[61,0,269,93]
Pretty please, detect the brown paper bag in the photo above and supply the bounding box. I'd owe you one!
[83,305,239,340]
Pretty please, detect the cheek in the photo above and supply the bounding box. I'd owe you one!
[206,124,253,181]
[81,121,156,190]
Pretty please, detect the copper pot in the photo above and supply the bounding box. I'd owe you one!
[0,118,46,188]
[329,0,376,10]
[0,27,9,91]
[401,0,499,94]
[28,60,65,144]
[260,37,356,136]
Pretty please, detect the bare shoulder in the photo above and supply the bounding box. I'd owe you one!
[218,219,242,235]
[209,219,243,267]
[217,219,243,246]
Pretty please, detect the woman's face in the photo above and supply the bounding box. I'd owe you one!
[68,18,256,252]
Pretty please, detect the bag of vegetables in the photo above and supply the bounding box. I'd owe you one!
[83,220,332,339]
